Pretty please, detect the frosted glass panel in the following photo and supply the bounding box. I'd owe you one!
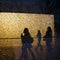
[0,13,54,46]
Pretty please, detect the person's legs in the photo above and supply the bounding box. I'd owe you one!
[36,42,40,50]
[28,47,36,60]
[20,44,28,60]
[46,51,50,60]
[37,43,43,51]
[36,45,39,50]
[46,44,52,60]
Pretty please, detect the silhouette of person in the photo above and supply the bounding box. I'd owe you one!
[36,30,43,51]
[43,26,52,60]
[20,28,36,60]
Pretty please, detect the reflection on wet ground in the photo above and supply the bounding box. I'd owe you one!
[0,45,56,60]
[0,47,15,60]
[0,36,56,60]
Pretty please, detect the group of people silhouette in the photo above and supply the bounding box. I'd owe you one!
[19,26,52,60]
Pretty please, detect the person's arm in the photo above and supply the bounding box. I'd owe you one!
[21,33,24,44]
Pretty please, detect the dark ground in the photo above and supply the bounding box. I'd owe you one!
[0,45,57,60]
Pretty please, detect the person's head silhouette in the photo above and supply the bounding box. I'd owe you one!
[47,27,52,32]
[23,28,28,33]
[23,28,30,36]
[38,30,41,33]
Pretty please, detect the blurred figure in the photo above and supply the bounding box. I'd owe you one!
[36,30,43,51]
[20,28,36,60]
[43,26,52,60]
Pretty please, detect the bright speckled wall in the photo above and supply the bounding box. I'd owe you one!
[0,13,54,46]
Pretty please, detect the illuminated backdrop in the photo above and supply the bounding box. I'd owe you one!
[0,13,54,46]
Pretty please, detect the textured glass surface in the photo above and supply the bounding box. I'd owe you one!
[0,13,54,46]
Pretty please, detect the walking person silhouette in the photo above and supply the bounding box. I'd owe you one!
[36,30,43,51]
[20,28,36,60]
[43,26,52,60]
